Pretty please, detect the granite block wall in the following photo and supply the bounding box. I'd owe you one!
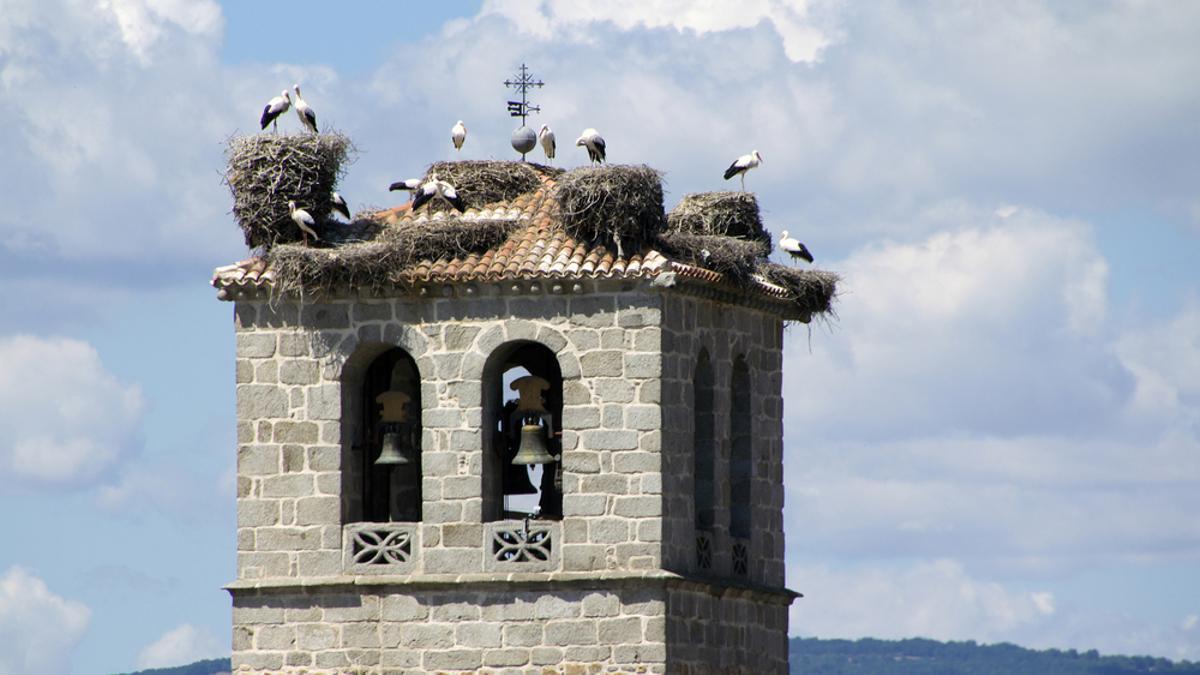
[659,294,787,586]
[232,282,666,581]
[228,279,792,672]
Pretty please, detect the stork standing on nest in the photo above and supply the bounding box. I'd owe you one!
[451,120,467,151]
[539,124,556,161]
[411,173,466,213]
[778,231,813,265]
[292,84,318,133]
[287,200,320,245]
[260,90,291,132]
[576,128,606,163]
[724,150,762,191]
[331,192,350,220]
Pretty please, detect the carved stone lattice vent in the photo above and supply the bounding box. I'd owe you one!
[350,527,413,565]
[492,526,553,563]
[732,540,749,576]
[696,532,713,570]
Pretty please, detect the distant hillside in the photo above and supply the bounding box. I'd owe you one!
[118,641,1200,675]
[116,658,230,675]
[790,637,1200,674]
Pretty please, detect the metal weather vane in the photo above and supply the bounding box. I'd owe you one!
[505,63,544,160]
[505,63,544,125]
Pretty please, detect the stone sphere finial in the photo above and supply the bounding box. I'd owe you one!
[511,126,537,156]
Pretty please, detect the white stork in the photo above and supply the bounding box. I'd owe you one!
[723,150,762,191]
[411,173,466,213]
[576,128,606,163]
[260,90,291,132]
[331,192,350,220]
[287,200,320,245]
[388,178,422,194]
[292,84,318,134]
[451,120,467,151]
[435,176,466,213]
[778,231,813,264]
[539,124,556,161]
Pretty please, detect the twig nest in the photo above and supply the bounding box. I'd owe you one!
[423,160,551,211]
[265,215,520,298]
[656,232,769,280]
[667,191,771,247]
[554,165,666,253]
[757,263,840,316]
[225,132,353,250]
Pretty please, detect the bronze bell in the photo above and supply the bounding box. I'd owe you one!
[503,462,539,495]
[375,429,411,466]
[512,423,555,465]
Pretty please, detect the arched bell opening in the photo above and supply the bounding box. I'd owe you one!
[345,347,423,523]
[482,341,564,522]
[694,348,716,533]
[729,355,753,540]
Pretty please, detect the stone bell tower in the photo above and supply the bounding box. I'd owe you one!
[213,160,834,673]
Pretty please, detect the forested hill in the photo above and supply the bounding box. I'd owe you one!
[115,658,230,675]
[790,637,1200,674]
[115,640,1200,675]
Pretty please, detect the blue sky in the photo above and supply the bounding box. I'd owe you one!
[0,1,1198,672]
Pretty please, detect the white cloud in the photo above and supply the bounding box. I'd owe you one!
[1114,299,1200,427]
[480,0,840,63]
[0,335,143,486]
[0,0,242,263]
[786,208,1126,442]
[0,566,90,675]
[782,212,1200,572]
[789,559,1200,660]
[101,0,223,62]
[136,623,224,670]
[791,559,1055,642]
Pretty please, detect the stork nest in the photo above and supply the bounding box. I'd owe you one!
[757,263,840,316]
[420,160,556,212]
[225,132,354,250]
[656,232,769,280]
[264,213,520,297]
[554,164,666,255]
[667,191,771,246]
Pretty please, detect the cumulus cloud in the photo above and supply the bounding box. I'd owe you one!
[136,623,224,670]
[102,0,223,62]
[780,208,1200,657]
[791,559,1055,642]
[480,0,841,63]
[790,559,1200,660]
[0,0,242,263]
[786,208,1126,442]
[0,566,90,675]
[0,335,143,486]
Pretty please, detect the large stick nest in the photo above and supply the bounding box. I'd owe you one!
[667,191,771,247]
[656,232,769,280]
[421,160,556,211]
[554,165,666,254]
[757,263,840,316]
[264,214,520,297]
[660,191,772,280]
[225,133,354,250]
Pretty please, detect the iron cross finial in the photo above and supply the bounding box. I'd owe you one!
[504,63,544,128]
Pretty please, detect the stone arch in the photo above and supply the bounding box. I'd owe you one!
[694,347,716,533]
[729,354,753,541]
[480,339,566,522]
[340,340,427,524]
